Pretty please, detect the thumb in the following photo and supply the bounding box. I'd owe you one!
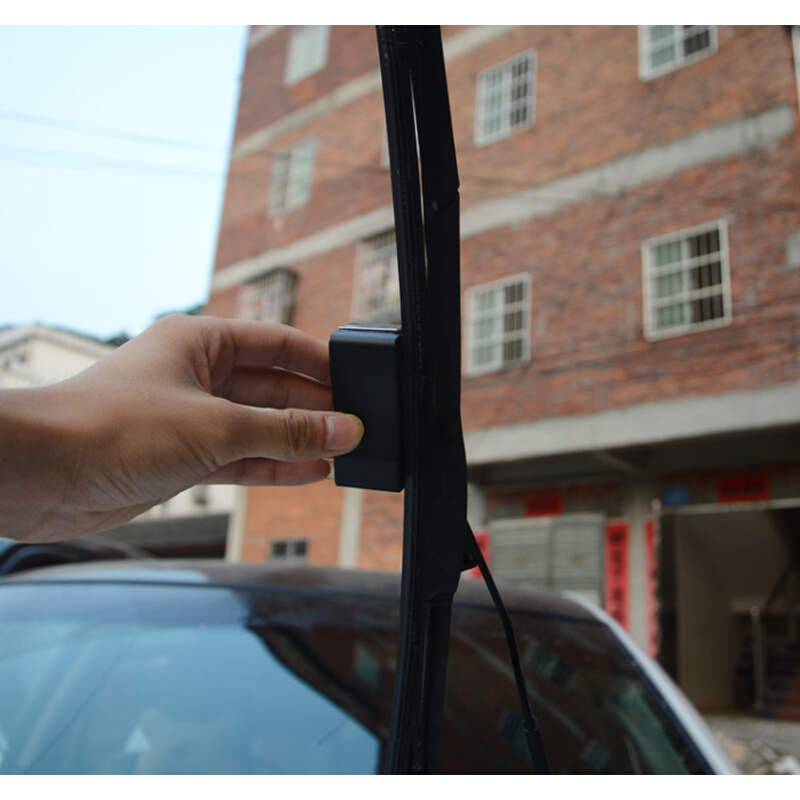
[228,407,364,463]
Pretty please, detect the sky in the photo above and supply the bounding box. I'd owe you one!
[0,24,249,341]
[2,13,773,343]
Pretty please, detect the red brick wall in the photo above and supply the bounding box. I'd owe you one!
[214,26,799,280]
[207,25,800,568]
[213,91,391,273]
[242,479,344,565]
[447,26,797,214]
[235,26,380,144]
[359,491,404,570]
[460,137,800,429]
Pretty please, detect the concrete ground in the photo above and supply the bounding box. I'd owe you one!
[704,714,800,774]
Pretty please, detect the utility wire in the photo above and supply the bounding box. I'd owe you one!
[2,112,797,216]
[0,108,227,153]
[0,145,224,181]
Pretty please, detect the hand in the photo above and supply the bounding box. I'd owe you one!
[0,315,364,542]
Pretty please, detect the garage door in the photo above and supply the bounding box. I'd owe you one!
[488,513,605,606]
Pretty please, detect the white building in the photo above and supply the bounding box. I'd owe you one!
[0,324,114,388]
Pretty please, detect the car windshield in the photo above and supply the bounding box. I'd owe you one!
[0,578,704,774]
[0,581,380,774]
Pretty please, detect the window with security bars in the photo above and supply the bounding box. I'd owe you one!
[642,221,732,340]
[475,49,536,146]
[269,538,308,563]
[269,137,315,217]
[352,230,401,323]
[638,26,717,80]
[284,25,329,85]
[237,269,297,325]
[465,274,530,376]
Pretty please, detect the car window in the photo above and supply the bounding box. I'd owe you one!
[440,606,703,774]
[0,584,380,774]
[0,579,705,774]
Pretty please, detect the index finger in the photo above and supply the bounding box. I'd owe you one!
[208,318,332,385]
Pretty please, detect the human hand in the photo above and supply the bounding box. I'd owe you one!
[0,315,363,542]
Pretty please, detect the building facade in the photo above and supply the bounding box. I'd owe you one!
[206,26,800,716]
[0,324,115,388]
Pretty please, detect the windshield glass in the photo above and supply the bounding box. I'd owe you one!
[441,604,703,774]
[0,583,379,774]
[0,579,705,774]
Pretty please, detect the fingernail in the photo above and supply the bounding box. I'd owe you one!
[326,414,364,452]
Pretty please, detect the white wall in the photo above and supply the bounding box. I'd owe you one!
[0,325,113,388]
[674,510,789,710]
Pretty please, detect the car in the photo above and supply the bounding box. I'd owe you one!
[0,536,145,577]
[0,560,736,775]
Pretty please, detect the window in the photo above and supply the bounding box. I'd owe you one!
[284,25,329,85]
[269,138,315,217]
[638,26,717,80]
[0,583,378,774]
[237,268,297,325]
[474,49,536,147]
[642,220,732,340]
[352,230,401,323]
[465,274,531,375]
[1,342,27,373]
[270,538,308,563]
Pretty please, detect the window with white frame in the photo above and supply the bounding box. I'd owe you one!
[284,25,329,85]
[465,274,531,375]
[352,230,401,323]
[269,538,308,563]
[642,220,732,340]
[269,137,315,217]
[474,49,536,147]
[237,268,297,325]
[638,26,717,80]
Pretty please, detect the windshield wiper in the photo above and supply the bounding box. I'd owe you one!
[376,25,464,773]
[374,25,549,775]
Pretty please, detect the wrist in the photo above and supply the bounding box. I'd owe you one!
[0,384,82,542]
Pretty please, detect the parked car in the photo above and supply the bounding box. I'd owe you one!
[0,560,736,774]
[0,536,145,577]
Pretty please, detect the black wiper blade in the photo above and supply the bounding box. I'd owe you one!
[377,25,465,774]
[377,25,549,775]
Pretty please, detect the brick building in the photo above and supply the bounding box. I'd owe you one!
[205,26,800,716]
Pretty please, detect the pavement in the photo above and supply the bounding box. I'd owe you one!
[703,714,800,774]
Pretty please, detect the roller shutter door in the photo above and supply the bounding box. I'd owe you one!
[488,513,604,606]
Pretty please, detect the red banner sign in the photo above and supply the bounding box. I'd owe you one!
[524,494,563,517]
[716,475,769,503]
[467,529,490,580]
[604,521,629,630]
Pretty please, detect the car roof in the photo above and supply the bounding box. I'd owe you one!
[0,558,600,623]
